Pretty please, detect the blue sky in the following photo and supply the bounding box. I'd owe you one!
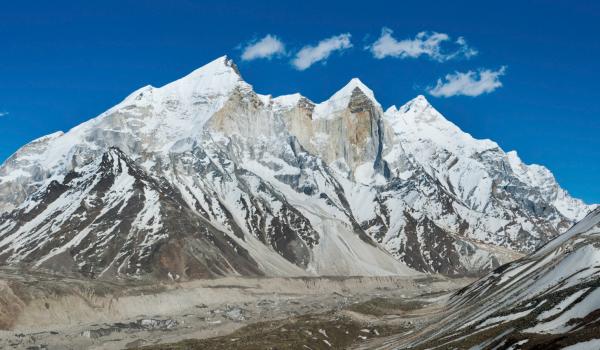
[1,0,599,203]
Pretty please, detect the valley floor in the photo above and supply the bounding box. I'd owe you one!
[0,269,472,350]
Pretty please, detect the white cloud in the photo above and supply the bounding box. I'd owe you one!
[291,33,352,70]
[428,67,507,97]
[453,36,478,59]
[241,34,286,61]
[367,28,477,62]
[0,112,8,117]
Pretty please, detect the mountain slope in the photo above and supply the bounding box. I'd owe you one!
[0,147,268,279]
[0,56,594,279]
[378,206,600,349]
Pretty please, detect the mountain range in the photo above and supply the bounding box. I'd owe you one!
[0,56,594,280]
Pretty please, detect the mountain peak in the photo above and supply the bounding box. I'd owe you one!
[337,78,376,102]
[157,55,246,96]
[313,78,380,119]
[385,93,502,162]
[401,94,432,113]
[191,55,240,76]
[384,95,436,122]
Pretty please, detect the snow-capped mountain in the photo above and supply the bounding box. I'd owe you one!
[381,206,600,349]
[0,56,593,279]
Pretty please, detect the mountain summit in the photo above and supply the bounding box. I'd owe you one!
[0,56,594,280]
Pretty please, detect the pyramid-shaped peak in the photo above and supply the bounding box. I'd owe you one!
[347,77,369,89]
[157,55,248,96]
[411,94,432,106]
[183,55,242,80]
[312,78,381,119]
[334,78,377,103]
[384,95,432,118]
[399,94,433,113]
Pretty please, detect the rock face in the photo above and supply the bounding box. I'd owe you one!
[0,56,594,279]
[382,207,600,349]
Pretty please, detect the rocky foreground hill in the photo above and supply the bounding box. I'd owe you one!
[362,206,600,349]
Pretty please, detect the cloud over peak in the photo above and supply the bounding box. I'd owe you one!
[428,67,507,97]
[241,34,286,61]
[291,33,352,70]
[367,28,477,62]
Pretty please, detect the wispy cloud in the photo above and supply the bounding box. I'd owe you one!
[241,34,286,61]
[291,33,352,70]
[0,111,8,117]
[367,28,477,62]
[428,67,507,97]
